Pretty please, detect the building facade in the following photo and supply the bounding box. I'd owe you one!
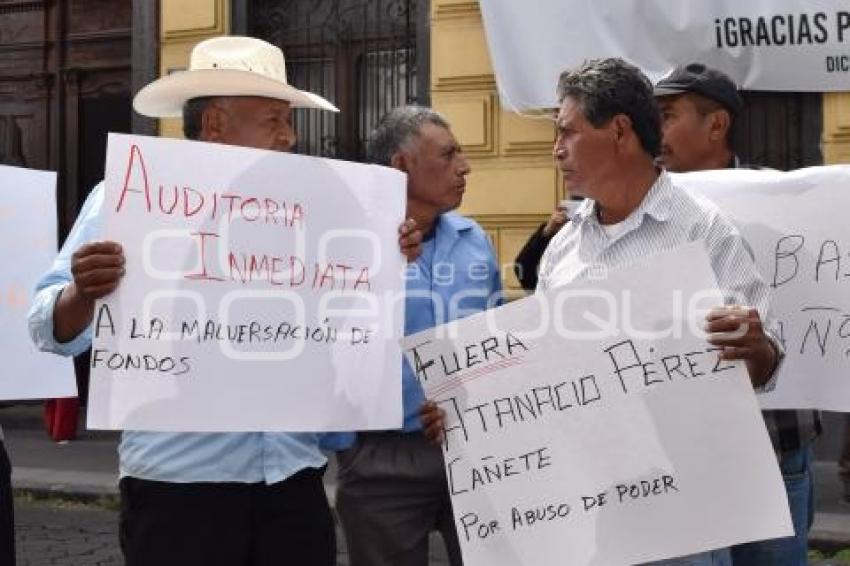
[152,0,850,294]
[2,0,848,294]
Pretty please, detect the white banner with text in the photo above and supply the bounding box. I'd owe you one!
[479,0,850,110]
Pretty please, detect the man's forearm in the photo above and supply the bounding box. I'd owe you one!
[746,340,779,389]
[52,283,95,344]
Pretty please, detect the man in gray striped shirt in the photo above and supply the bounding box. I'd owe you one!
[654,62,818,566]
[537,58,782,566]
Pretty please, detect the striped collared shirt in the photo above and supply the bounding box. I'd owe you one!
[537,171,818,456]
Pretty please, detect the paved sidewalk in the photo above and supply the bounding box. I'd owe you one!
[813,459,850,551]
[3,403,850,559]
[4,405,118,500]
[2,403,452,565]
[16,496,121,566]
[14,495,453,566]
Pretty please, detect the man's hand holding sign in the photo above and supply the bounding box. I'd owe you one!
[53,241,125,343]
[80,132,421,432]
[679,165,850,411]
[705,306,780,389]
[408,244,791,566]
[54,221,420,346]
[422,304,781,445]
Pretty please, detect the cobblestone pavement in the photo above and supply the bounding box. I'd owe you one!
[14,496,451,566]
[16,495,848,566]
[15,496,121,566]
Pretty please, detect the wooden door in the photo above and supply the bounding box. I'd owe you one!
[735,92,823,169]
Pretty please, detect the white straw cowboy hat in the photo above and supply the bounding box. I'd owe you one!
[133,36,338,117]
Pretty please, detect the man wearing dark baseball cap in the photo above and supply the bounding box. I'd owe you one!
[654,63,743,172]
[655,62,821,566]
[655,63,743,114]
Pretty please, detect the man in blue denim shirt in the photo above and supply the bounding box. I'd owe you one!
[329,106,502,566]
[28,37,422,566]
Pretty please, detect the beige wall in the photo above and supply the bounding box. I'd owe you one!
[431,0,850,293]
[158,0,230,138]
[155,0,849,293]
[430,0,559,294]
[823,93,850,165]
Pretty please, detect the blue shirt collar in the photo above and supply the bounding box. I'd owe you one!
[436,211,476,233]
[432,211,475,264]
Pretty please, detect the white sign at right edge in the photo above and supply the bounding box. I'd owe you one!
[678,165,850,411]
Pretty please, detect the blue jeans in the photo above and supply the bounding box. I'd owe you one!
[730,445,813,566]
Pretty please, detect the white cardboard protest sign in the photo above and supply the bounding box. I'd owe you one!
[678,165,850,411]
[0,165,76,400]
[402,243,790,566]
[478,0,850,111]
[88,133,406,432]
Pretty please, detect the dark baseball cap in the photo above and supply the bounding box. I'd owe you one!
[654,63,743,115]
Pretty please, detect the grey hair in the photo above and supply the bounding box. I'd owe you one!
[556,58,662,157]
[367,105,450,166]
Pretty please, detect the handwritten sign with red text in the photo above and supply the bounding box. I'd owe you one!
[87,134,406,431]
[402,243,790,565]
[0,164,76,400]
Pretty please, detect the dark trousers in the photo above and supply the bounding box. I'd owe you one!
[0,440,14,566]
[336,432,463,566]
[119,467,335,566]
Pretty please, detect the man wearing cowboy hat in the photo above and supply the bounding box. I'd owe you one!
[28,36,422,566]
